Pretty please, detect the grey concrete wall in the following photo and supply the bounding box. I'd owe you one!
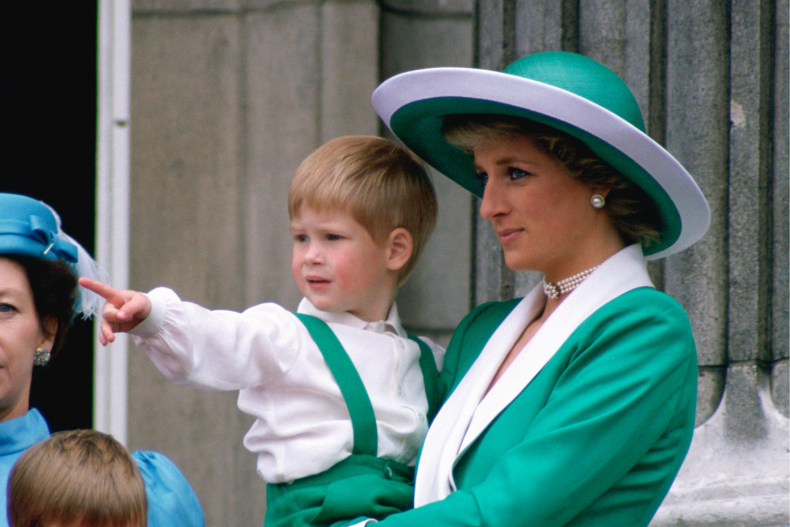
[475,1,789,526]
[129,12,263,527]
[663,0,731,427]
[771,0,789,417]
[127,1,473,525]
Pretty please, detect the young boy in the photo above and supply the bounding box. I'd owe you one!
[8,429,147,527]
[81,135,442,527]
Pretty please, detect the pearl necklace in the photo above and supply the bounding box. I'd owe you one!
[543,266,598,299]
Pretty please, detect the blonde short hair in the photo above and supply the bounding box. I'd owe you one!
[288,135,438,283]
[442,115,661,248]
[9,430,147,527]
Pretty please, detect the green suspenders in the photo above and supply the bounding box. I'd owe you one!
[409,333,440,423]
[295,313,377,456]
[265,307,512,527]
[294,313,440,457]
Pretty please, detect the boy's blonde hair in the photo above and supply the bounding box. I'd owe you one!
[288,135,438,283]
[9,429,147,527]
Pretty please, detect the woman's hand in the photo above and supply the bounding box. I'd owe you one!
[78,278,152,345]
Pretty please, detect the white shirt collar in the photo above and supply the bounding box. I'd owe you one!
[296,298,407,338]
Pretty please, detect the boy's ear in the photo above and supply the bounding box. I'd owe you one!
[386,228,413,272]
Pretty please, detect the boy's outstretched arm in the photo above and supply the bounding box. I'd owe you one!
[78,278,152,345]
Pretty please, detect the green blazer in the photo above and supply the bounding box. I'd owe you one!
[371,246,697,527]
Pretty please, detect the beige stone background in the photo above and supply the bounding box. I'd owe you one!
[125,1,787,526]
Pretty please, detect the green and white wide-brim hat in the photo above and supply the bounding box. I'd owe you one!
[372,51,710,259]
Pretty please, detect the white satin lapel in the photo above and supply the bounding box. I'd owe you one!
[414,288,544,506]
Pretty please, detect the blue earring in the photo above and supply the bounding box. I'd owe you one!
[34,348,50,366]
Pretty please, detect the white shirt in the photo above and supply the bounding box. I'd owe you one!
[130,288,444,483]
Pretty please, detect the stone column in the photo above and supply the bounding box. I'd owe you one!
[654,1,789,525]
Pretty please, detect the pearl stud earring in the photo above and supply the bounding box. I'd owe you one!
[590,194,606,209]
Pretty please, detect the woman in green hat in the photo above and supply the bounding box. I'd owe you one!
[356,51,710,526]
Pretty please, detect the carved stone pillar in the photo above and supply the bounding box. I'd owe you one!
[653,1,789,525]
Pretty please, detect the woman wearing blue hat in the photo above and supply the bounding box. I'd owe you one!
[0,193,205,527]
[358,52,710,526]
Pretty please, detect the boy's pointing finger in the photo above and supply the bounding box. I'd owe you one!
[78,277,125,307]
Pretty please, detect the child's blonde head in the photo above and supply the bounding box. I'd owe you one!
[9,429,147,527]
[288,136,438,283]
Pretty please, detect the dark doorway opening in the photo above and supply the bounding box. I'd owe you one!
[2,2,98,432]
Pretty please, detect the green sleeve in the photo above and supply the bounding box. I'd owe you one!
[375,291,697,527]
